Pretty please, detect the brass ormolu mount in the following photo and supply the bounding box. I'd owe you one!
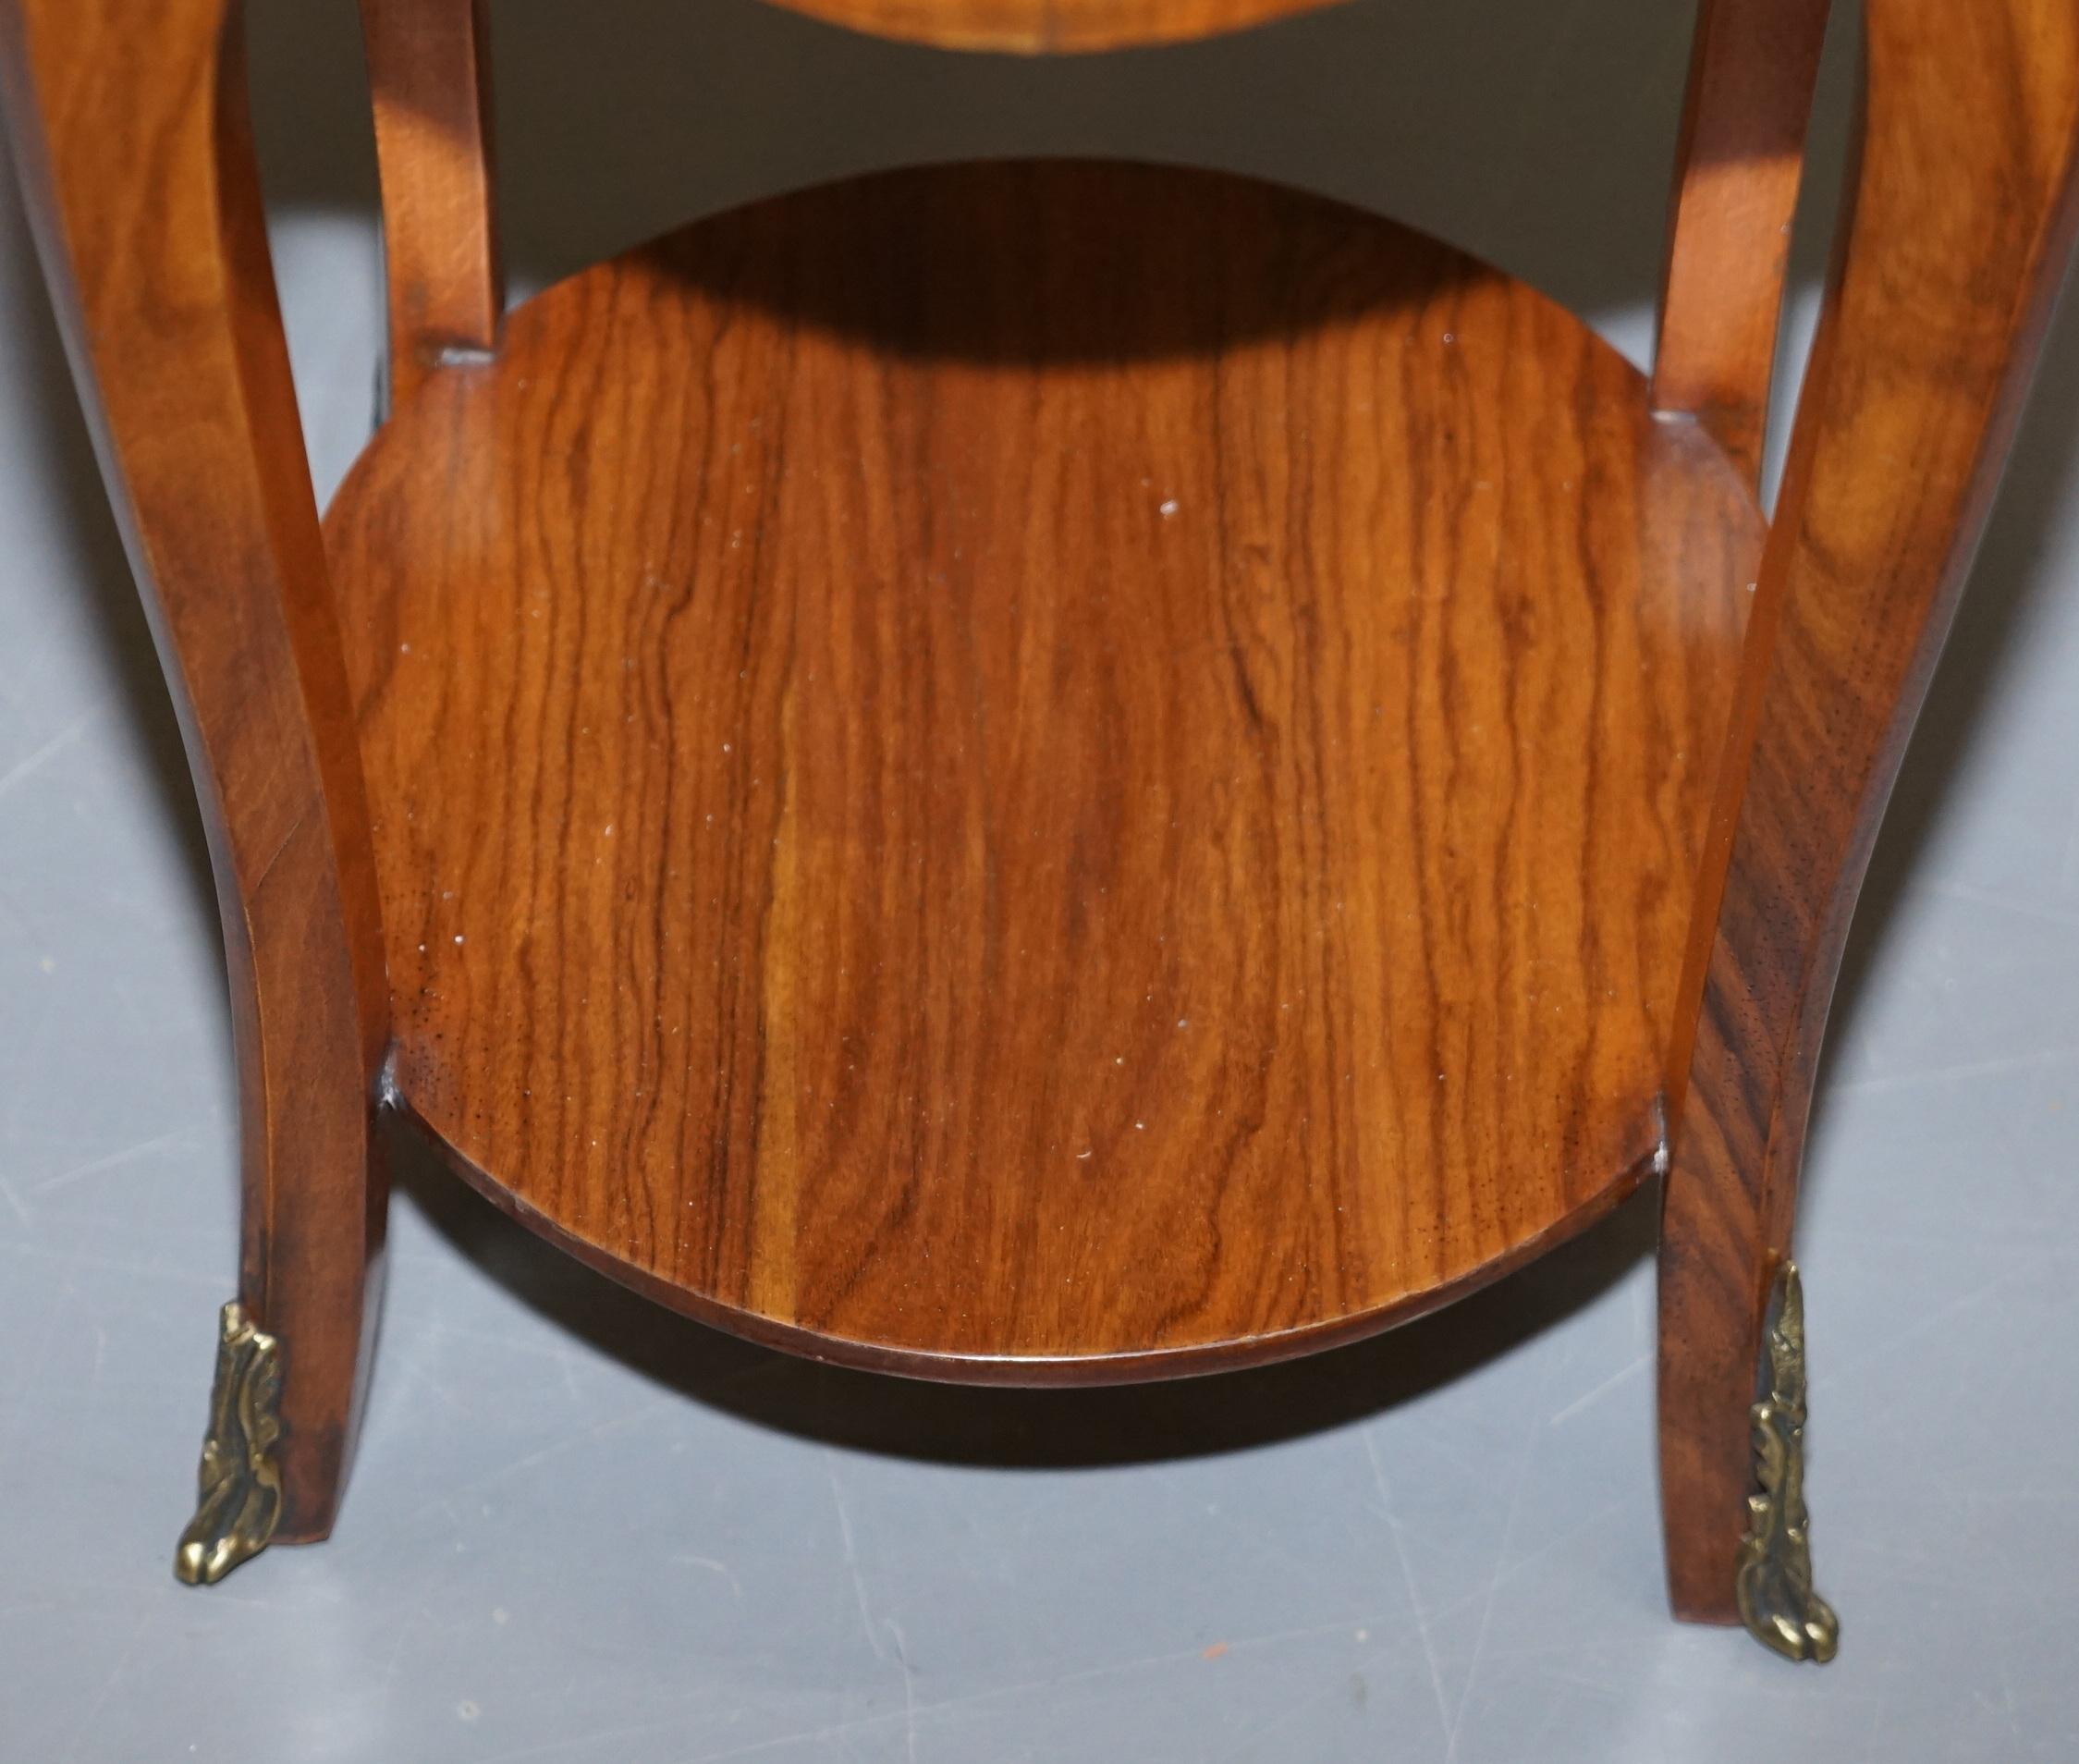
[1735,1261,1839,1663]
[174,1301,284,1586]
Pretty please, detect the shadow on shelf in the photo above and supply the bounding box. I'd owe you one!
[618,159,1490,367]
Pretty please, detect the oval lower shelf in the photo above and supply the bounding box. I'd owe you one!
[327,161,1762,1382]
[755,0,1339,53]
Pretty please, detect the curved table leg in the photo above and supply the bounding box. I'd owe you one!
[0,0,391,1576]
[1658,0,2079,1644]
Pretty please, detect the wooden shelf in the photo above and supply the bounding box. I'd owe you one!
[326,161,1762,1381]
[754,0,1340,53]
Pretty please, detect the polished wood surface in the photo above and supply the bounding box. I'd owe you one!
[326,163,1763,1378]
[0,0,390,1538]
[1652,0,1831,487]
[11,0,2079,1629]
[361,0,500,409]
[1658,0,2079,1622]
[754,0,1339,54]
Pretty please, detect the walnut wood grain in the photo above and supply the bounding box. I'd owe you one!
[1659,0,2079,1622]
[755,0,1339,54]
[361,0,501,409]
[0,0,390,1538]
[325,162,1764,1380]
[1652,0,1832,487]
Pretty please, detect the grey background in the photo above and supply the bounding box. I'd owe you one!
[5,0,2079,1758]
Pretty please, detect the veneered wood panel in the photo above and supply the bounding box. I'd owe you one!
[1653,0,1833,487]
[1659,0,2079,1622]
[361,0,501,409]
[327,163,1764,1379]
[0,0,391,1537]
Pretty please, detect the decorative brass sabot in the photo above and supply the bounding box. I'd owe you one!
[1735,1261,1839,1663]
[174,1301,285,1586]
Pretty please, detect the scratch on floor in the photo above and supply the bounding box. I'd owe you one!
[52,1606,152,1764]
[0,704,104,802]
[671,1554,744,1599]
[1488,1498,1628,1591]
[825,1450,887,1661]
[1361,1427,1451,1746]
[887,1616,920,1764]
[31,1128,189,1194]
[1832,1042,2079,1095]
[1447,1348,1558,1761]
[7,1238,228,1289]
[1926,876,2079,929]
[1207,1675,1354,1764]
[427,1318,602,1407]
[0,878,48,947]
[1817,1250,2055,1392]
[397,1399,676,1525]
[473,1712,742,1764]
[667,1613,1392,1764]
[1546,1354,1646,1427]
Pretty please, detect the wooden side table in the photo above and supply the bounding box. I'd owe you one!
[5,0,2073,1663]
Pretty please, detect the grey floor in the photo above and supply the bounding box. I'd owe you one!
[6,2,2079,1758]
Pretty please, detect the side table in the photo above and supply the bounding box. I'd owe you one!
[5,0,2073,1664]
